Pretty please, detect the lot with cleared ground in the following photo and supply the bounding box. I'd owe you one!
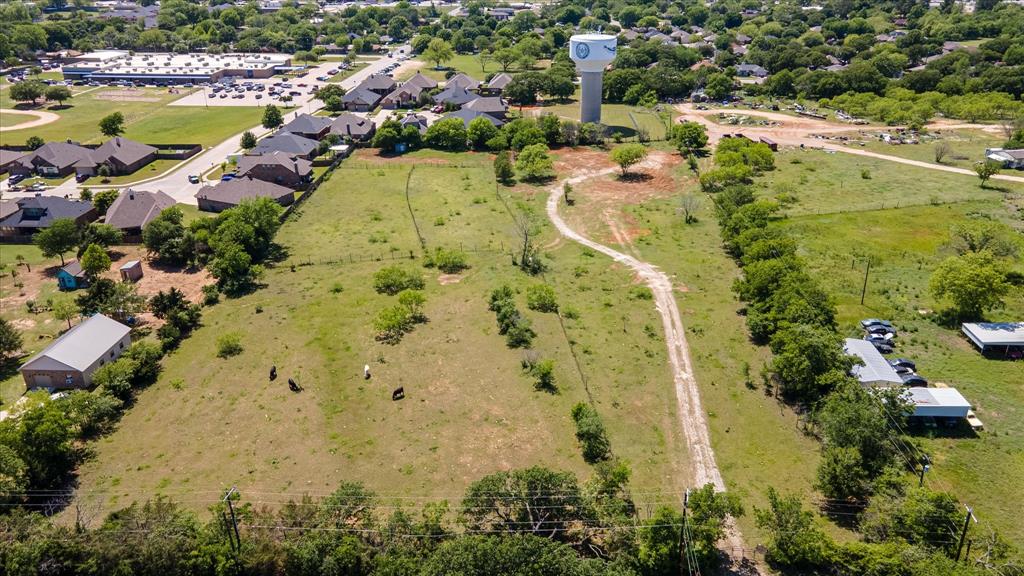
[530,95,677,142]
[66,149,689,520]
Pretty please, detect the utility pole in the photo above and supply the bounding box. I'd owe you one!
[955,506,976,562]
[860,258,871,305]
[918,456,930,488]
[223,487,241,553]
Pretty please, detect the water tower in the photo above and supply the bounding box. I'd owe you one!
[569,33,617,124]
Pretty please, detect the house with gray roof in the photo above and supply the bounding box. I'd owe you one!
[403,72,438,91]
[443,108,504,128]
[342,87,382,111]
[0,195,96,237]
[10,142,96,178]
[399,113,430,135]
[236,152,313,189]
[359,74,398,95]
[196,176,295,212]
[463,96,509,120]
[330,113,377,142]
[484,72,513,94]
[445,73,481,91]
[280,113,333,140]
[252,132,320,160]
[20,313,132,390]
[433,85,477,107]
[736,64,768,78]
[0,149,27,174]
[104,189,175,235]
[381,84,426,109]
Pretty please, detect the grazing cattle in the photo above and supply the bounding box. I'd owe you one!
[364,364,371,380]
[270,366,277,381]
[392,387,404,401]
[288,378,301,392]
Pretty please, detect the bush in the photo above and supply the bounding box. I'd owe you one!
[504,319,536,348]
[216,333,243,358]
[201,284,220,306]
[526,284,558,313]
[530,359,556,391]
[570,402,611,463]
[374,305,414,343]
[423,247,469,274]
[373,266,425,295]
[488,285,535,348]
[92,358,137,402]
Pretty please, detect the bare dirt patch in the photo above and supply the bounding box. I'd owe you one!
[101,248,211,303]
[437,274,463,285]
[93,90,162,103]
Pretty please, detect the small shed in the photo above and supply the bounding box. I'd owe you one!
[905,387,971,419]
[119,260,143,282]
[57,261,87,290]
[759,136,778,151]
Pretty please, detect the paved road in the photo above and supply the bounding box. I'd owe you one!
[2,50,406,204]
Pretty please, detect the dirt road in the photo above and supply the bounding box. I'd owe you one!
[675,104,1024,184]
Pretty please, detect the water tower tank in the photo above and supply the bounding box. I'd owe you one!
[569,33,617,124]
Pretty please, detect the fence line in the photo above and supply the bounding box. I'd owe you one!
[285,243,509,269]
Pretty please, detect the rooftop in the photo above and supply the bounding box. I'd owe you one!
[962,322,1024,348]
[22,314,130,373]
[844,338,903,386]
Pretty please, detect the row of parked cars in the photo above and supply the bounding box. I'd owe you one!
[861,319,928,387]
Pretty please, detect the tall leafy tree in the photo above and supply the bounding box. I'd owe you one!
[33,218,79,265]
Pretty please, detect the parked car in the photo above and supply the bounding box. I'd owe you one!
[8,174,25,185]
[188,175,200,184]
[865,333,894,345]
[870,341,895,354]
[860,318,893,329]
[901,374,928,387]
[866,324,897,337]
[221,173,236,181]
[889,358,916,371]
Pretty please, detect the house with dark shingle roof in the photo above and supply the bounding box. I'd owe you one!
[463,96,509,120]
[403,72,438,91]
[252,132,320,160]
[0,149,28,175]
[399,113,430,135]
[342,87,382,111]
[736,64,768,78]
[381,84,425,109]
[11,142,95,178]
[195,176,295,213]
[0,195,96,237]
[236,152,313,189]
[432,85,478,107]
[104,189,175,235]
[443,108,504,128]
[280,113,333,140]
[89,137,158,175]
[359,74,398,95]
[445,73,481,91]
[483,72,513,95]
[330,113,376,143]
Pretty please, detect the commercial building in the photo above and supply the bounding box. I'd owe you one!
[63,51,292,84]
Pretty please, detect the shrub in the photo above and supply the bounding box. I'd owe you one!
[202,285,220,305]
[374,305,413,343]
[373,266,425,295]
[570,402,611,463]
[423,247,469,274]
[505,319,536,348]
[216,333,243,358]
[526,284,558,313]
[530,359,556,391]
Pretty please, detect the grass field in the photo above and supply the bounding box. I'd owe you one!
[401,55,551,82]
[848,129,1007,169]
[754,148,1024,216]
[77,159,183,186]
[1,87,264,147]
[66,149,689,520]
[529,96,677,141]
[780,200,1024,546]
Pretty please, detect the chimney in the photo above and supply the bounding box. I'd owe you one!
[293,161,299,174]
[128,191,134,200]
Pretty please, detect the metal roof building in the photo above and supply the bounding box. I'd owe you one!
[905,388,972,419]
[962,322,1024,354]
[844,338,903,386]
[20,314,132,389]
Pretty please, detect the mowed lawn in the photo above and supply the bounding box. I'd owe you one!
[755,149,1024,216]
[68,150,688,519]
[531,96,676,142]
[1,87,263,147]
[781,200,1024,545]
[401,54,550,82]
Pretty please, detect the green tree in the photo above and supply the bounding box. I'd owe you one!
[494,150,515,183]
[92,357,137,401]
[610,143,648,176]
[373,266,424,295]
[973,160,1001,187]
[514,143,553,181]
[525,284,558,313]
[687,483,745,568]
[570,402,611,463]
[9,80,44,104]
[80,244,111,278]
[142,206,190,264]
[704,73,734,101]
[33,218,79,265]
[14,400,76,488]
[262,104,283,129]
[769,323,850,402]
[51,297,78,330]
[754,488,829,567]
[98,112,125,137]
[0,445,29,501]
[494,48,517,72]
[240,130,257,150]
[208,242,257,295]
[949,220,1019,258]
[637,506,684,576]
[43,85,72,107]
[0,317,23,361]
[92,189,119,216]
[423,38,454,69]
[670,121,709,154]
[423,117,467,151]
[930,250,1010,320]
[216,332,243,358]
[815,445,870,501]
[25,135,45,150]
[79,223,123,253]
[467,116,498,150]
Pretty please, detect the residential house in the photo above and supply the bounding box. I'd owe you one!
[236,152,313,189]
[104,189,176,235]
[88,137,158,176]
[0,200,17,221]
[985,148,1024,169]
[445,73,481,91]
[10,141,96,178]
[443,108,504,128]
[359,74,398,95]
[736,64,768,78]
[433,85,478,107]
[381,84,425,109]
[0,195,96,237]
[463,97,509,120]
[403,72,438,92]
[341,87,382,111]
[330,113,377,143]
[483,72,513,94]
[252,132,320,160]
[20,314,132,390]
[0,149,27,174]
[196,176,295,212]
[57,260,88,290]
[280,113,333,140]
[399,113,430,135]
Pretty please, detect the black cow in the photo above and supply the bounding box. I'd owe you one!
[270,366,277,381]
[392,387,404,401]
[288,378,302,392]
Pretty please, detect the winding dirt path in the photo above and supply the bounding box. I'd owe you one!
[675,104,1024,184]
[0,108,60,132]
[546,165,724,491]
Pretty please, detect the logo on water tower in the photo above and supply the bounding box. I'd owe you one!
[574,43,590,59]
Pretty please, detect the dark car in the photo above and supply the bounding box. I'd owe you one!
[861,318,894,329]
[867,339,894,354]
[890,358,916,371]
[891,364,914,375]
[865,333,894,345]
[866,324,897,337]
[901,374,928,387]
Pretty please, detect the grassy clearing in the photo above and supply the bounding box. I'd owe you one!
[755,148,1024,216]
[78,159,183,185]
[780,201,1024,545]
[67,149,686,520]
[848,129,1007,169]
[530,96,677,141]
[1,87,263,147]
[403,55,551,82]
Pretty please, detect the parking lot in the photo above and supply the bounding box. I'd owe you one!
[168,59,359,108]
